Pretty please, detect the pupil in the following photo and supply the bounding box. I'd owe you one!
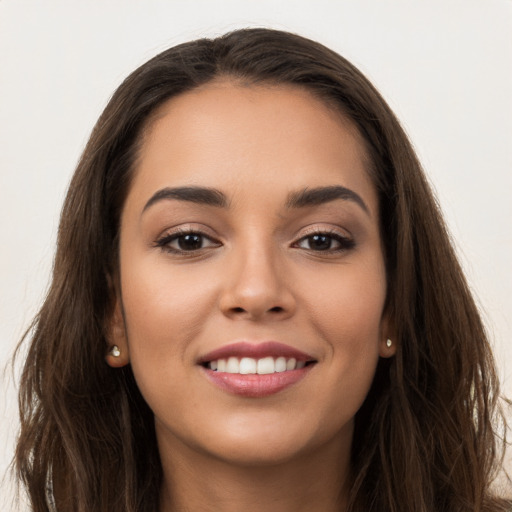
[178,234,202,250]
[310,235,331,250]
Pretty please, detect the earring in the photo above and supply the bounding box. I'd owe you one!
[110,345,121,357]
[386,338,393,348]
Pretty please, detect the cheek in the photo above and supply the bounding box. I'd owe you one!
[118,258,222,417]
[304,257,386,343]
[119,254,217,370]
[302,258,386,397]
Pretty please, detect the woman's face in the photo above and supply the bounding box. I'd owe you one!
[109,82,393,466]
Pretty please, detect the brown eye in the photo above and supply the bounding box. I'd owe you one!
[299,234,340,251]
[295,232,355,252]
[176,233,204,251]
[156,231,221,253]
[301,234,337,251]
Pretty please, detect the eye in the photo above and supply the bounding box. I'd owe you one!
[294,232,355,252]
[155,230,221,253]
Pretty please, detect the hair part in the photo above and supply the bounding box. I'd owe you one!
[14,28,510,511]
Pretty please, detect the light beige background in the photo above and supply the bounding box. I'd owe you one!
[1,0,511,507]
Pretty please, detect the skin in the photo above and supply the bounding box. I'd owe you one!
[107,81,395,512]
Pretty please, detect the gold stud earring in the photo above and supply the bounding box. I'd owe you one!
[386,339,393,348]
[110,345,121,357]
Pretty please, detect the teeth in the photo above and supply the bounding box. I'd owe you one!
[239,357,257,374]
[207,356,309,374]
[226,357,239,373]
[257,356,274,374]
[275,357,287,372]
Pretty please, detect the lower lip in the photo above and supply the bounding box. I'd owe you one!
[201,365,314,398]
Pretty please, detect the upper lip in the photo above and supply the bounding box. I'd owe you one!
[197,341,315,364]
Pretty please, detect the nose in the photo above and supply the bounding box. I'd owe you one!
[219,244,296,321]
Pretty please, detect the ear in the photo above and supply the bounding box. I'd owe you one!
[105,287,130,368]
[379,313,397,358]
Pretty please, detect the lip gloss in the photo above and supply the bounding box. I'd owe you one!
[198,341,316,398]
[201,364,313,398]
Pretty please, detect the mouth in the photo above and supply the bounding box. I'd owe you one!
[202,356,313,374]
[198,341,317,397]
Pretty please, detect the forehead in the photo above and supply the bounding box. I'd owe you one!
[129,82,377,215]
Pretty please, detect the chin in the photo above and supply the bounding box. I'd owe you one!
[176,411,352,469]
[206,434,315,468]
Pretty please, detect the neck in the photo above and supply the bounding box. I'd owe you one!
[158,429,351,512]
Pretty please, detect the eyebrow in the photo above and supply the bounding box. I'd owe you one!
[142,184,369,216]
[285,186,370,215]
[142,186,228,213]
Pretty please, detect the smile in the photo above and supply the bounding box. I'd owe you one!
[198,342,317,397]
[206,356,306,374]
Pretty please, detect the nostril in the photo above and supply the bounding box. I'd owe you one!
[229,305,284,315]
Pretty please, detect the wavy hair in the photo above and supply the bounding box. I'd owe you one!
[14,28,510,511]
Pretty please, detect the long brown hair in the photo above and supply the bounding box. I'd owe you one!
[14,28,510,511]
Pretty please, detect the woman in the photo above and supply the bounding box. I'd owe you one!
[15,28,510,511]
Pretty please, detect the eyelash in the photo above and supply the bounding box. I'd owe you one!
[292,228,355,253]
[154,228,355,255]
[154,228,221,255]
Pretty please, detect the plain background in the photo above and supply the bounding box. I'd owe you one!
[1,0,511,506]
